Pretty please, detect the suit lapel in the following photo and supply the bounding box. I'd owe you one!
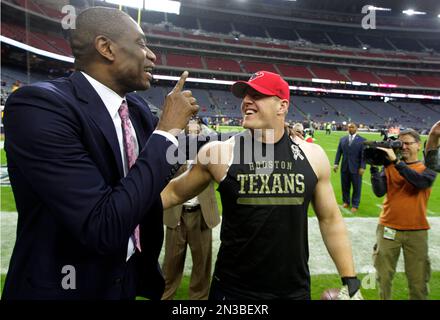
[70,72,124,177]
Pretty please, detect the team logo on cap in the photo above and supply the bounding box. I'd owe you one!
[249,71,265,82]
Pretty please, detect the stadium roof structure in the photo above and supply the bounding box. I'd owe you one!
[1,0,440,102]
[191,0,440,19]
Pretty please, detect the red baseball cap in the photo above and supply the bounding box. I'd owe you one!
[231,71,290,101]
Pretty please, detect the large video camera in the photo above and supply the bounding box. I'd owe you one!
[363,138,403,166]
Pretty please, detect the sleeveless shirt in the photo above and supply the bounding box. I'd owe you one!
[216,130,318,298]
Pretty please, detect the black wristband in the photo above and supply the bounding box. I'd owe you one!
[341,277,361,297]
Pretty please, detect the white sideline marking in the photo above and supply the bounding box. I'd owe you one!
[3,213,440,276]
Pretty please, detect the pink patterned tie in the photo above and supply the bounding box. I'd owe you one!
[119,100,141,252]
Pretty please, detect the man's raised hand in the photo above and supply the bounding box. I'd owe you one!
[157,71,199,135]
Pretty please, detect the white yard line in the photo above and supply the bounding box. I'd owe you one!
[3,213,440,276]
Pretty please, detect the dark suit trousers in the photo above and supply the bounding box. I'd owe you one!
[161,208,212,300]
[341,171,362,208]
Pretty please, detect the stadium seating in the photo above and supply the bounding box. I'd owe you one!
[321,98,383,125]
[276,64,314,79]
[209,89,242,117]
[309,67,349,82]
[348,70,381,84]
[391,102,440,127]
[205,58,242,73]
[376,74,416,87]
[241,61,278,74]
[166,53,204,69]
[409,75,440,88]
[292,96,346,123]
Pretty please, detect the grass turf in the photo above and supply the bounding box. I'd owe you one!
[1,272,439,300]
[170,272,440,300]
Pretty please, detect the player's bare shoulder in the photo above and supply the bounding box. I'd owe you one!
[291,135,330,179]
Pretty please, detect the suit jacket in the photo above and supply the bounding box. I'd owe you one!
[2,71,179,300]
[163,181,220,229]
[334,134,366,174]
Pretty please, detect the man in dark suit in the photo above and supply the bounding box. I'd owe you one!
[2,7,198,300]
[333,123,366,213]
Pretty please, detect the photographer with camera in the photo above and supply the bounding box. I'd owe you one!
[370,129,437,300]
[425,120,440,172]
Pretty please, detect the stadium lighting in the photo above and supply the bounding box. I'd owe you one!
[104,0,181,14]
[105,0,142,9]
[438,14,440,18]
[402,9,426,16]
[146,0,181,14]
[367,6,391,12]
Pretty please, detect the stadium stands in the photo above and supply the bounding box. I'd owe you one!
[293,96,346,123]
[205,57,242,73]
[376,74,417,87]
[241,61,278,74]
[1,0,439,132]
[348,70,381,84]
[309,67,349,82]
[321,98,384,125]
[276,64,314,79]
[166,53,204,69]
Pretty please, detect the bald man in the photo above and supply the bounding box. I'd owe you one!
[2,7,198,300]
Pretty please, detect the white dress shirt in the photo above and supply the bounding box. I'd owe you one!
[182,160,200,207]
[349,133,357,145]
[81,72,178,261]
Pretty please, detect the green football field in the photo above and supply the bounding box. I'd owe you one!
[1,129,439,299]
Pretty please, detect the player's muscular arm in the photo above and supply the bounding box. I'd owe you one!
[161,141,231,209]
[305,144,356,277]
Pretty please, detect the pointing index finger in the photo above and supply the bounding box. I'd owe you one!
[172,71,189,93]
